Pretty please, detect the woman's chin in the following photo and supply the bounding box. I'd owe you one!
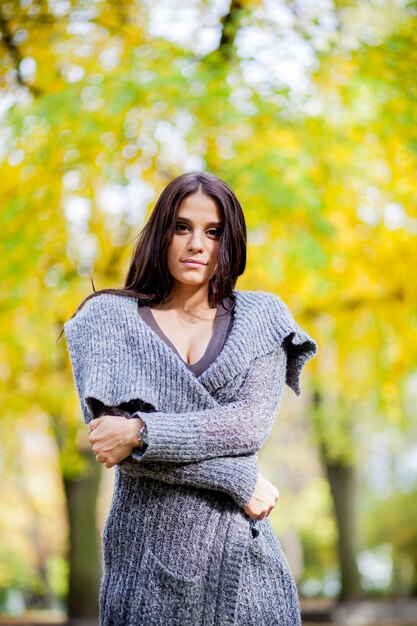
[172,276,210,288]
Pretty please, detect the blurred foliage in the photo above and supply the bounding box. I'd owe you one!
[1,0,417,610]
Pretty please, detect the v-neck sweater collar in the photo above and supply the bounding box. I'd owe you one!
[137,298,234,377]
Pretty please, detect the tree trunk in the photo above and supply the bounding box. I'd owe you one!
[325,459,362,600]
[63,452,102,619]
[312,390,362,600]
[411,553,417,597]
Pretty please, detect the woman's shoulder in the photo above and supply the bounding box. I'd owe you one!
[64,292,137,331]
[233,288,310,339]
[233,288,289,314]
[234,289,317,395]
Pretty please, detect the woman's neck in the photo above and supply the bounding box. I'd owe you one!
[155,285,213,314]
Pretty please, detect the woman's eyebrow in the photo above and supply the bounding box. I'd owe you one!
[176,216,223,226]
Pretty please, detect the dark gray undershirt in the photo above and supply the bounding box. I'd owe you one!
[137,297,234,377]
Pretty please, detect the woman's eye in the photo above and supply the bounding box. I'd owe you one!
[175,223,222,238]
[175,222,189,232]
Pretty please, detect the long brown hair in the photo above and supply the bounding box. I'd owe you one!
[64,171,247,326]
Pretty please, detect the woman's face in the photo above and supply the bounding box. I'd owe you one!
[167,192,223,290]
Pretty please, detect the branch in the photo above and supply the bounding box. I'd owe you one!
[0,12,42,95]
[217,0,245,59]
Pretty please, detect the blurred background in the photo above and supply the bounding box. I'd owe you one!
[1,0,417,624]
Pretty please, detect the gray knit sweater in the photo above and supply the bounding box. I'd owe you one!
[64,289,317,625]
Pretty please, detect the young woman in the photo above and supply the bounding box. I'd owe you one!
[64,171,317,625]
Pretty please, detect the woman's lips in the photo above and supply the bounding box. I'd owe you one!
[181,260,206,267]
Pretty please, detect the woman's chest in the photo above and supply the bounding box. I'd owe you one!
[151,310,216,364]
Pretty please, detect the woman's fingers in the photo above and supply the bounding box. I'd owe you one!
[242,474,280,520]
[88,417,104,433]
[88,415,136,467]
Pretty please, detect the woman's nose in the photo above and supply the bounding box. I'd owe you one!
[187,231,204,251]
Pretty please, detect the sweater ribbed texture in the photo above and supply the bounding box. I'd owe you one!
[64,289,317,625]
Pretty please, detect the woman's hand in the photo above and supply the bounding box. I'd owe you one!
[243,474,279,521]
[88,416,143,468]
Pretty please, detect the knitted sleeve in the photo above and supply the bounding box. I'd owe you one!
[118,454,259,508]
[130,346,300,464]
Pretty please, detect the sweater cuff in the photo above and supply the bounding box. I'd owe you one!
[129,411,205,463]
[232,458,259,507]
